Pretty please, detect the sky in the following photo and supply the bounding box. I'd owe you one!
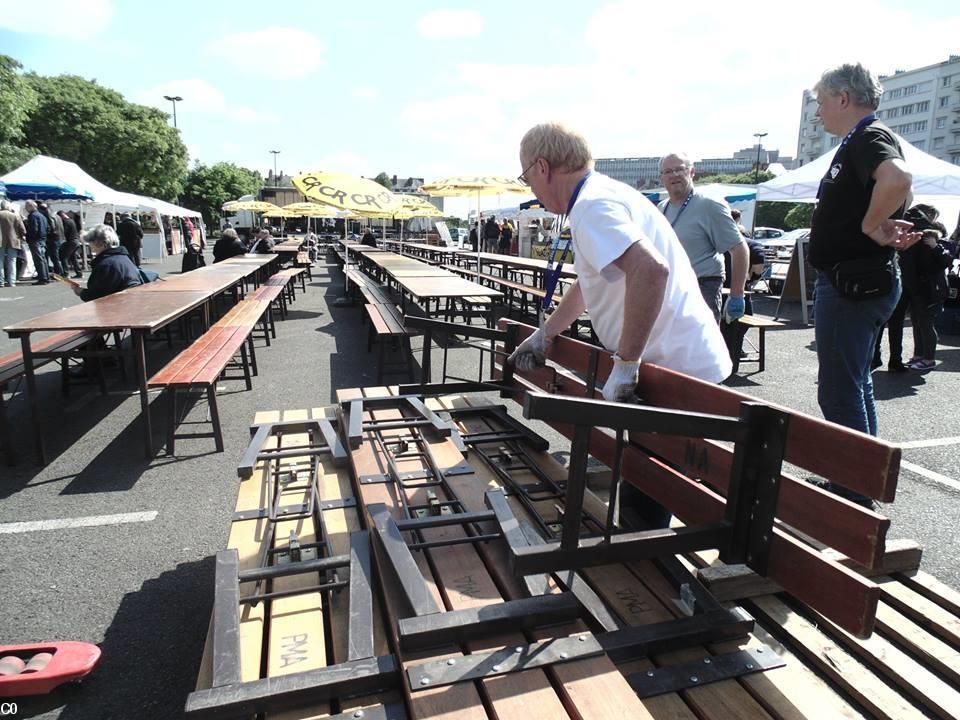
[2,0,959,214]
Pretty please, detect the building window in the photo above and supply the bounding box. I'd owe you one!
[830,137,840,147]
[888,107,900,118]
[915,120,928,132]
[934,137,944,149]
[801,127,807,137]
[914,140,926,150]
[904,84,917,96]
[937,117,946,128]
[888,88,903,99]
[941,96,951,107]
[943,76,953,88]
[918,101,930,112]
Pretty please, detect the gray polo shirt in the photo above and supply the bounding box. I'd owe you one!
[658,193,742,279]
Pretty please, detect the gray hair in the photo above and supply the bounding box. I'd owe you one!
[222,228,239,241]
[659,152,693,173]
[0,200,9,211]
[24,200,36,211]
[82,223,120,250]
[520,122,594,173]
[814,63,883,110]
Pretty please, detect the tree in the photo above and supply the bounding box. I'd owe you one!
[373,172,393,190]
[181,162,263,228]
[21,72,189,200]
[783,203,815,230]
[0,55,39,174]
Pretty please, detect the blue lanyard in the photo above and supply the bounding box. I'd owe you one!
[542,172,591,310]
[817,114,876,199]
[663,190,694,227]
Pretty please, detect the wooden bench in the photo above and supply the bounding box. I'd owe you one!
[442,264,550,317]
[267,267,307,300]
[250,283,287,334]
[496,318,901,639]
[148,305,263,454]
[364,303,413,382]
[0,330,99,464]
[736,314,783,372]
[294,251,313,281]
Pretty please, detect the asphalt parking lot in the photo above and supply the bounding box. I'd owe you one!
[1,249,958,718]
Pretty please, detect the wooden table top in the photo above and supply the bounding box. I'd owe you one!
[386,267,457,278]
[4,290,211,335]
[394,275,504,299]
[220,255,275,265]
[400,242,458,253]
[133,271,245,293]
[270,243,302,253]
[455,250,577,277]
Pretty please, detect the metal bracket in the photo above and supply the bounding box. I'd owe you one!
[238,413,348,478]
[626,645,785,698]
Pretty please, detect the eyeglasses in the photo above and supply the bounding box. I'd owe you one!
[660,166,689,176]
[517,159,539,186]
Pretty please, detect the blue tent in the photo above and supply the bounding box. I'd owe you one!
[0,155,96,201]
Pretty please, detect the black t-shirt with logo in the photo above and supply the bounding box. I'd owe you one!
[809,121,904,270]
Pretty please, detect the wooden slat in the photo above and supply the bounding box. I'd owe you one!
[876,576,960,649]
[364,306,394,337]
[148,326,235,386]
[748,595,928,720]
[189,328,250,386]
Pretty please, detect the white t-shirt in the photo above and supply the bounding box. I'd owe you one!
[567,173,731,383]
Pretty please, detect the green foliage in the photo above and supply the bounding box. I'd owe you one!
[373,172,393,190]
[755,201,792,229]
[181,162,263,228]
[783,203,815,230]
[695,169,777,186]
[20,72,189,200]
[0,56,38,146]
[0,143,38,175]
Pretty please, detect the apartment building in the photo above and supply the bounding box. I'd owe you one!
[596,147,792,189]
[796,55,960,167]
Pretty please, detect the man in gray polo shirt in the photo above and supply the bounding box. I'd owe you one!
[657,153,748,324]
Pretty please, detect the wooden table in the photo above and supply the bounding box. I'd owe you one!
[455,250,577,287]
[393,274,503,321]
[5,290,213,462]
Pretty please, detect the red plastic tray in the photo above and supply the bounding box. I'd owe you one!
[0,642,101,696]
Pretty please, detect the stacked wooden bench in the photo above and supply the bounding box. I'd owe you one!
[0,330,99,464]
[148,299,269,454]
[294,250,314,281]
[344,269,415,382]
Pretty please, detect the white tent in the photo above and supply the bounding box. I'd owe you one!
[757,137,960,234]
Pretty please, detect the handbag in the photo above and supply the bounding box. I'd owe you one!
[829,255,894,300]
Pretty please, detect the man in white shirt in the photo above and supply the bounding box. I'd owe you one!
[509,122,731,402]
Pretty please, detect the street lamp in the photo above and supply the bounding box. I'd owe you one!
[163,95,183,128]
[753,132,768,185]
[270,150,281,187]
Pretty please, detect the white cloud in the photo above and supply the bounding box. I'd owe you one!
[135,79,279,124]
[415,9,484,38]
[207,27,325,77]
[0,0,112,36]
[351,87,379,102]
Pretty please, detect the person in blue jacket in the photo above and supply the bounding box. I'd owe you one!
[73,224,142,301]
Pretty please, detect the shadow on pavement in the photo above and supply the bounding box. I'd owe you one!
[14,557,214,720]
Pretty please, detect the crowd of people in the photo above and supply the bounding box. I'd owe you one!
[211,225,275,264]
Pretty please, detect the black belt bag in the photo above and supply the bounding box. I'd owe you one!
[829,255,895,300]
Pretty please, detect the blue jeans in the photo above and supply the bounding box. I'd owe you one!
[27,241,49,282]
[0,246,17,286]
[814,271,900,436]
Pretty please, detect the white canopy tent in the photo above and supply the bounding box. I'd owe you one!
[758,138,960,234]
[2,155,204,260]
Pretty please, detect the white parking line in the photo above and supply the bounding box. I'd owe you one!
[0,511,158,534]
[900,436,960,449]
[899,460,960,493]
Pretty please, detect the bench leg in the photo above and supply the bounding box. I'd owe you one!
[61,358,69,396]
[759,328,766,373]
[239,342,253,391]
[207,386,224,452]
[0,389,14,466]
[367,323,374,353]
[167,388,177,456]
[247,333,259,376]
[377,338,385,384]
[404,336,414,381]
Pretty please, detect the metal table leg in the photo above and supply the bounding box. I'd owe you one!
[18,334,46,464]
[133,330,153,458]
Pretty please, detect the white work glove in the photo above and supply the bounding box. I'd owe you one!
[602,355,641,402]
[508,327,550,371]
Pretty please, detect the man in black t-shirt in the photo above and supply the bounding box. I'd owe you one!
[808,63,920,504]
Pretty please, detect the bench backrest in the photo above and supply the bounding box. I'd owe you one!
[495,318,898,638]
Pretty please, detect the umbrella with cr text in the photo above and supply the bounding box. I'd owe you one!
[292,171,403,215]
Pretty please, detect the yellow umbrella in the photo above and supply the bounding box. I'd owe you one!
[421,176,530,276]
[292,171,403,214]
[280,202,339,217]
[222,200,281,212]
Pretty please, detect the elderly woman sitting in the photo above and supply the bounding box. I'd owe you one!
[74,224,142,301]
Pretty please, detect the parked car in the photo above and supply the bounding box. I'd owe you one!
[759,229,810,295]
[753,226,786,240]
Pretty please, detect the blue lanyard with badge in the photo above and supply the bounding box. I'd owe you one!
[663,190,694,227]
[539,172,591,325]
[816,114,876,199]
